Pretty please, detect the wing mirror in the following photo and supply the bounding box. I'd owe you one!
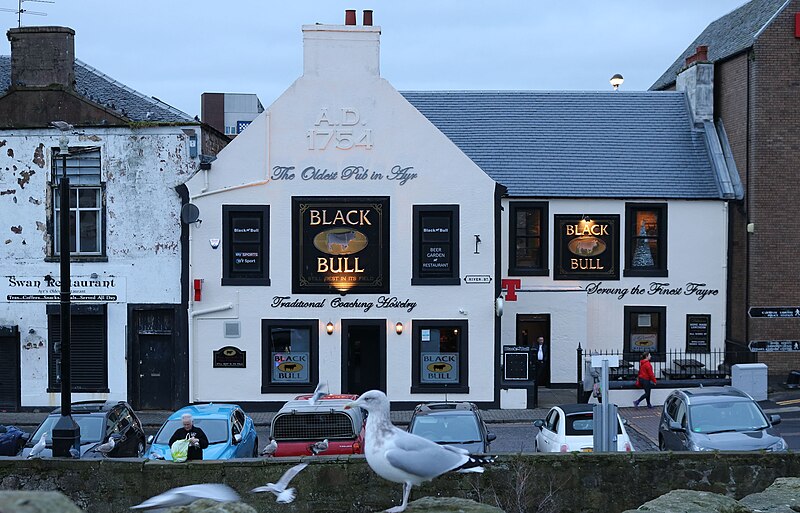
[770,414,782,426]
[669,421,685,433]
[233,434,242,444]
[533,419,544,429]
[146,435,154,444]
[487,433,497,442]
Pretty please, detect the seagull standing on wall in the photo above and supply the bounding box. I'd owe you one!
[346,390,494,513]
[27,432,47,458]
[260,437,278,457]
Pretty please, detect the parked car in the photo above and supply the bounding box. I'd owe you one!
[19,400,146,458]
[407,402,495,453]
[534,404,633,452]
[0,425,29,456]
[658,386,787,452]
[270,394,366,457]
[144,404,257,460]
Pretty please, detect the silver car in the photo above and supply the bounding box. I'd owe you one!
[658,386,787,452]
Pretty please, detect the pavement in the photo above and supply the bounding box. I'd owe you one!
[2,386,798,453]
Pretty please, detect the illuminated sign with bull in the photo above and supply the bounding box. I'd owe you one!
[293,197,390,294]
[554,214,619,280]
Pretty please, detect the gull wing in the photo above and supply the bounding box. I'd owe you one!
[275,462,309,490]
[385,430,469,480]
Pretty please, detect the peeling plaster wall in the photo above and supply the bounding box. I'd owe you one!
[0,127,198,407]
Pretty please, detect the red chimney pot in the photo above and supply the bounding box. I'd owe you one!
[363,10,373,26]
[345,9,356,25]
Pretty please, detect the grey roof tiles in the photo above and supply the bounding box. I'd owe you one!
[650,0,789,91]
[0,56,193,123]
[402,90,722,199]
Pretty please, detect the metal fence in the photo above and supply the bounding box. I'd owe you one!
[576,344,756,402]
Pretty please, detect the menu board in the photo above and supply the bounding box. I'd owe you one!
[686,314,711,353]
[420,213,452,276]
[231,216,262,273]
[223,206,269,285]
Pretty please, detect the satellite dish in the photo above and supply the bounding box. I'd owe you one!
[181,203,200,224]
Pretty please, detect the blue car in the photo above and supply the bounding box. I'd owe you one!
[144,404,258,461]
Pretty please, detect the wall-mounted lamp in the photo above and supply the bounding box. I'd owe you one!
[395,322,404,335]
[610,73,624,91]
[326,322,334,335]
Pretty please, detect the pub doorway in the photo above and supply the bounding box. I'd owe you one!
[516,314,551,387]
[341,319,386,395]
[0,325,20,412]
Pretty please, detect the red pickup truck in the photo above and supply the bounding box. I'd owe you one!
[270,394,366,457]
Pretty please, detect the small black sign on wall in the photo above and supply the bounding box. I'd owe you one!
[503,345,530,380]
[686,314,711,353]
[213,346,246,368]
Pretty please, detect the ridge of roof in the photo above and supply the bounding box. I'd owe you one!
[650,0,790,91]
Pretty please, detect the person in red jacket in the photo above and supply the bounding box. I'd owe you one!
[634,352,657,408]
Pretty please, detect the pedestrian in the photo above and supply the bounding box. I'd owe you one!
[533,336,547,384]
[634,352,657,408]
[168,413,209,461]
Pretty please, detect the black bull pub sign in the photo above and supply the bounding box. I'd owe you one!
[555,214,619,280]
[293,197,390,294]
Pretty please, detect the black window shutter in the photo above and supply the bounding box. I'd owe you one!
[48,307,108,392]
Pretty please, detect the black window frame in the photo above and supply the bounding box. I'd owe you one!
[46,303,109,393]
[222,205,270,286]
[47,146,108,262]
[624,203,668,277]
[261,319,319,394]
[411,320,469,394]
[623,306,666,363]
[508,201,549,276]
[412,205,460,285]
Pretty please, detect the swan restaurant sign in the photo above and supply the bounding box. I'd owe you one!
[292,197,390,294]
[554,214,619,280]
[2,275,126,302]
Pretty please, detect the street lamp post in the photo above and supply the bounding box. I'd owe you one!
[51,122,80,458]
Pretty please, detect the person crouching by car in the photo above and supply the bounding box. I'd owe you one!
[169,413,209,460]
[634,352,657,408]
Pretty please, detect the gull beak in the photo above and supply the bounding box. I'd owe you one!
[344,400,357,410]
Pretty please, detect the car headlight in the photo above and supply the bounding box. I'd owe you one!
[688,441,713,452]
[767,438,788,452]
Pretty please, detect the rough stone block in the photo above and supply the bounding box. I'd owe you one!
[0,490,85,513]
[405,497,505,512]
[164,498,256,512]
[622,489,751,513]
[739,477,800,513]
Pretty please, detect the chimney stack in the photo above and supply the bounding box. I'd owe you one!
[7,26,75,89]
[677,45,713,125]
[303,11,381,78]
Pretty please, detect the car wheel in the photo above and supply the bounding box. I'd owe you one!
[252,437,259,458]
[137,440,145,458]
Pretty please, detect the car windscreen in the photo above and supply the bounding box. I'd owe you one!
[410,414,481,443]
[32,415,105,444]
[688,400,769,434]
[154,419,229,445]
[564,412,623,435]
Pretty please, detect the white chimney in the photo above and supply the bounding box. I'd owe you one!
[302,11,381,79]
[676,46,713,126]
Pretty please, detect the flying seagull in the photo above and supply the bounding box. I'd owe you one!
[308,381,328,405]
[346,390,494,513]
[309,438,328,456]
[250,462,309,503]
[28,432,47,459]
[260,437,278,457]
[130,484,240,510]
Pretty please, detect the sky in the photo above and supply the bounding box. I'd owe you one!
[1,1,748,118]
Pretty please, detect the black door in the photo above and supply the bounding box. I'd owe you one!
[132,308,175,410]
[517,314,551,387]
[342,320,386,395]
[0,326,20,412]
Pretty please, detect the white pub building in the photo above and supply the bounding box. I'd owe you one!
[185,12,740,408]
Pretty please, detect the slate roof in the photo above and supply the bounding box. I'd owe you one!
[650,0,790,90]
[402,90,722,199]
[0,56,193,123]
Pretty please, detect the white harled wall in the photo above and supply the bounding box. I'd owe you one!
[186,24,498,404]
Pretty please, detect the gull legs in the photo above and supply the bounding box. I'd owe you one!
[385,482,412,513]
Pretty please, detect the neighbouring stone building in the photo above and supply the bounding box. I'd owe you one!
[652,0,800,380]
[0,26,227,411]
[184,11,740,409]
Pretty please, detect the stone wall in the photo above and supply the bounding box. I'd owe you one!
[1,453,799,513]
